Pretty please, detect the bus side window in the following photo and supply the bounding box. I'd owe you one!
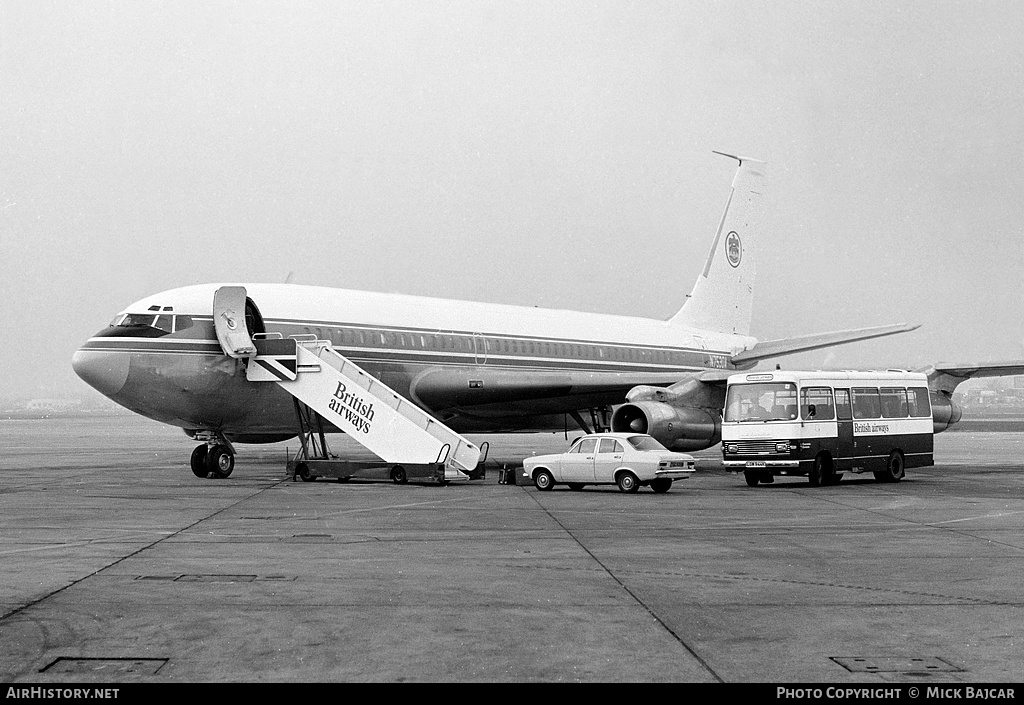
[800,387,835,420]
[908,387,931,417]
[880,387,909,418]
[852,388,881,419]
[834,389,852,420]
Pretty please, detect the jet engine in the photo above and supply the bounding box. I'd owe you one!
[611,402,721,452]
[930,392,963,433]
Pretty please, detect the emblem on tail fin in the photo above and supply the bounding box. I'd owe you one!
[725,231,742,268]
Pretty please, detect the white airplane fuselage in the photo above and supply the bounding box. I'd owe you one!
[72,282,756,441]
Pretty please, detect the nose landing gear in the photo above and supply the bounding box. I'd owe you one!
[188,433,236,479]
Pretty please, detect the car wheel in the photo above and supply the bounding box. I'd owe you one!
[616,471,639,493]
[534,469,554,491]
[650,478,672,493]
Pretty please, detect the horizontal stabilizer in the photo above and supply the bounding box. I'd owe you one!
[921,360,1024,394]
[730,323,920,364]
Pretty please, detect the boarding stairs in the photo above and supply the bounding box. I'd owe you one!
[245,334,482,481]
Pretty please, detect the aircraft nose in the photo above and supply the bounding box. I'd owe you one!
[72,349,130,397]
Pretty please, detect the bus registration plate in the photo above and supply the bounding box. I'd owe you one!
[745,461,767,468]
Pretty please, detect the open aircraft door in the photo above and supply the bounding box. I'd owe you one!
[214,286,257,358]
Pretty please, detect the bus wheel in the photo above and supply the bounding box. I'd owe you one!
[875,451,905,483]
[808,455,827,487]
[744,471,760,487]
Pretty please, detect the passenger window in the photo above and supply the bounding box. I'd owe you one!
[908,387,931,417]
[800,387,834,420]
[852,388,881,419]
[834,389,852,420]
[598,439,618,454]
[880,387,909,418]
[578,438,598,454]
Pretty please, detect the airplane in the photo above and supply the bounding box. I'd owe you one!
[71,153,1024,479]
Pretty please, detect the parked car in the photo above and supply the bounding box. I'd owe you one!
[523,433,696,493]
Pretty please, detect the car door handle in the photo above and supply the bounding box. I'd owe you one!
[585,456,594,460]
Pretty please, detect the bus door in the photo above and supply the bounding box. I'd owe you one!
[834,388,854,470]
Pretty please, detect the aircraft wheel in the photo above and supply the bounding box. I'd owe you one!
[650,478,673,493]
[206,445,234,479]
[190,445,209,478]
[390,465,408,484]
[744,471,760,487]
[534,469,554,491]
[616,471,639,494]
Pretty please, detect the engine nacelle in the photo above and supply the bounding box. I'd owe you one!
[611,401,721,452]
[930,392,963,433]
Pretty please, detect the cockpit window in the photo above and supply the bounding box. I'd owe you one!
[99,311,200,338]
[120,314,159,327]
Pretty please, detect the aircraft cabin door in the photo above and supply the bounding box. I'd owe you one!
[833,388,854,471]
[472,333,488,365]
[214,286,257,358]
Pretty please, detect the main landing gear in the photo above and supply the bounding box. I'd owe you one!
[189,434,236,479]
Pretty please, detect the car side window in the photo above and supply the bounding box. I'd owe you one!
[578,438,598,454]
[598,439,621,454]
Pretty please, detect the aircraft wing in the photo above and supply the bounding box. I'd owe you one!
[730,323,920,364]
[920,361,1024,394]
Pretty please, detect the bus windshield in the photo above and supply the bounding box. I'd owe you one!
[724,383,799,422]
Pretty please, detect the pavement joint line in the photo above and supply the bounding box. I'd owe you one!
[0,476,290,624]
[793,488,1024,555]
[524,486,725,684]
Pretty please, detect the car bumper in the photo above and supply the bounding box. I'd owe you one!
[654,469,696,480]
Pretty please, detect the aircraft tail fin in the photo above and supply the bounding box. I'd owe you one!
[669,153,766,336]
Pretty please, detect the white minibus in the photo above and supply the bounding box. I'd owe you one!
[722,371,933,486]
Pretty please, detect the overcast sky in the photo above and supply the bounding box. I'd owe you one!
[2,0,1022,400]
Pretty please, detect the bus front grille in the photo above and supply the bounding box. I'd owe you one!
[729,440,781,455]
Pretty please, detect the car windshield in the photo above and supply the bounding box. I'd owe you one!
[627,435,667,451]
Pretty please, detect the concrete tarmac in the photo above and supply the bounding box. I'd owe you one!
[1,415,1022,683]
